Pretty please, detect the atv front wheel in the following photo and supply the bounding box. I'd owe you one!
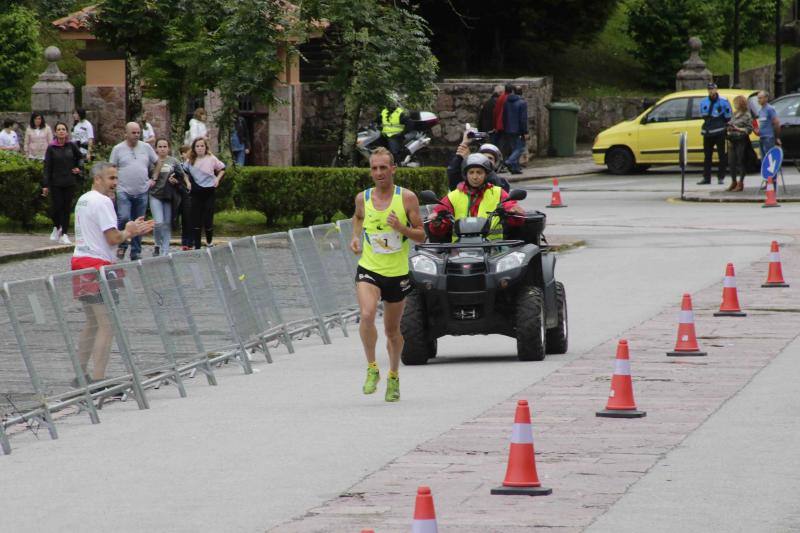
[515,286,546,361]
[545,282,568,354]
[401,290,435,365]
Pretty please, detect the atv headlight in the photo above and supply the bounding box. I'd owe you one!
[411,255,437,275]
[495,252,525,273]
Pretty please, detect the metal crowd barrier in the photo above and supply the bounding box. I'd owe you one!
[253,232,332,344]
[289,227,352,339]
[228,237,295,353]
[169,248,254,374]
[0,217,392,454]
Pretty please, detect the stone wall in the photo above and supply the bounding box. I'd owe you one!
[714,53,800,95]
[299,77,553,166]
[568,96,653,143]
[82,86,125,147]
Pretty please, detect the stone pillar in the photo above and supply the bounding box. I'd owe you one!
[676,37,713,91]
[268,83,295,166]
[30,46,74,127]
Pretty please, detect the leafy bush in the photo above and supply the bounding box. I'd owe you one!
[0,5,41,109]
[0,152,44,229]
[235,166,448,227]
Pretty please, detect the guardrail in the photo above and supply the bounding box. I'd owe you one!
[0,222,364,455]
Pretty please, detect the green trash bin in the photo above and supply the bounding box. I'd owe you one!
[546,102,580,157]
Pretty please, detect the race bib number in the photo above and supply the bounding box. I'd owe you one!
[369,231,403,254]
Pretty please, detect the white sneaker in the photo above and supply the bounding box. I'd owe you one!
[59,234,72,245]
[49,227,60,241]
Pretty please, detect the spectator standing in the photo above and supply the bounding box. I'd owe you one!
[756,90,781,157]
[176,145,194,250]
[71,108,94,162]
[150,138,186,256]
[109,122,158,261]
[24,112,53,160]
[478,85,503,134]
[0,119,20,151]
[502,85,529,175]
[42,122,82,244]
[492,84,512,148]
[141,112,157,148]
[698,83,732,185]
[185,107,208,145]
[230,111,250,166]
[185,137,225,249]
[726,95,753,192]
[71,162,154,382]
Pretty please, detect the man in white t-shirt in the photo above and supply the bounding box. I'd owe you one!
[71,162,154,382]
[71,109,94,161]
[0,119,20,151]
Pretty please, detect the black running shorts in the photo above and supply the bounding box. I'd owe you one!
[355,265,412,303]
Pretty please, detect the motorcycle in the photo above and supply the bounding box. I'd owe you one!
[333,111,439,167]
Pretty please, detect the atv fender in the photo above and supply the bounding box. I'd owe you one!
[541,252,558,329]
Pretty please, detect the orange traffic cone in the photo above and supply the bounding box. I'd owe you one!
[714,263,747,317]
[763,177,780,208]
[667,293,707,357]
[411,486,438,533]
[361,530,375,533]
[491,399,552,496]
[596,340,646,418]
[762,241,790,288]
[546,178,567,208]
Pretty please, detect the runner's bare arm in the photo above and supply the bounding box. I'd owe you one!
[104,217,155,245]
[394,189,426,243]
[350,191,365,254]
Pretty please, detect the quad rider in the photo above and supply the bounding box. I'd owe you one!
[431,153,524,241]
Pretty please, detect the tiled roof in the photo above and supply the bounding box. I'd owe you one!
[52,5,97,33]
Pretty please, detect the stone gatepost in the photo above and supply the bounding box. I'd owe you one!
[676,37,713,90]
[31,46,74,126]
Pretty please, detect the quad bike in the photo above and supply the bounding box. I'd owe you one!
[400,189,568,364]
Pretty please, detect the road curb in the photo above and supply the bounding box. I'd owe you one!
[0,244,73,265]
[674,195,800,204]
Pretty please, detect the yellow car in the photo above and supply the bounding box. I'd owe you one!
[592,89,759,174]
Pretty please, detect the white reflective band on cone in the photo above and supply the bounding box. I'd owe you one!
[678,310,694,323]
[614,359,631,376]
[723,276,736,288]
[769,252,781,262]
[553,187,560,192]
[412,519,438,533]
[511,423,534,444]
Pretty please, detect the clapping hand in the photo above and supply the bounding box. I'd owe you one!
[125,216,155,237]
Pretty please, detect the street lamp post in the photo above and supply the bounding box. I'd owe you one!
[776,0,784,96]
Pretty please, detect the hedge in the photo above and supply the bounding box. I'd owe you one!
[0,155,447,229]
[233,166,448,226]
[0,151,44,229]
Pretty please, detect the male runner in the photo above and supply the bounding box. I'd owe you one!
[350,147,425,402]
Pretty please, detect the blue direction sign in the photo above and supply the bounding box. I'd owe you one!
[761,146,783,180]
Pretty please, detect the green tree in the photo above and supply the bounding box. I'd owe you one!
[626,0,722,88]
[90,0,175,122]
[305,0,438,164]
[0,5,41,109]
[209,0,303,157]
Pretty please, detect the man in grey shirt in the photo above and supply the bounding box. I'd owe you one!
[110,122,158,260]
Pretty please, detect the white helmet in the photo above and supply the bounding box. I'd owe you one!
[478,143,503,171]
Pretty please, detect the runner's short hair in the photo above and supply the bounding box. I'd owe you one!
[369,147,395,165]
[91,161,116,180]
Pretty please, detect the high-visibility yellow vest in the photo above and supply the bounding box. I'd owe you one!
[447,185,503,241]
[381,107,405,137]
[358,186,410,277]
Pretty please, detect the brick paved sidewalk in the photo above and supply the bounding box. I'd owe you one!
[274,242,800,532]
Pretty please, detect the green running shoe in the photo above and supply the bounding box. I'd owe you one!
[363,367,380,394]
[385,376,400,402]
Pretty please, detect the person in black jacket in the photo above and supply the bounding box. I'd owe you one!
[42,122,82,244]
[478,85,503,133]
[446,132,510,192]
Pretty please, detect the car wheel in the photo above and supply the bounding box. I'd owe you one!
[606,147,635,174]
[545,282,568,354]
[515,286,546,361]
[400,290,434,365]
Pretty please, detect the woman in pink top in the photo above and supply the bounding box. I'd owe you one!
[24,112,53,160]
[186,137,225,248]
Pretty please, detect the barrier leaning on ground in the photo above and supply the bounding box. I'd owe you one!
[0,225,363,455]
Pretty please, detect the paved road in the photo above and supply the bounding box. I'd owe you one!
[0,170,798,532]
